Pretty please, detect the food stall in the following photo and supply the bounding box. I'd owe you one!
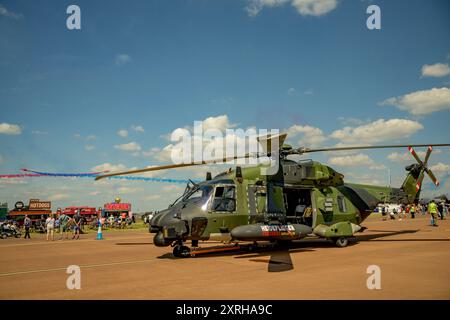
[103,197,132,221]
[61,206,100,223]
[7,199,52,228]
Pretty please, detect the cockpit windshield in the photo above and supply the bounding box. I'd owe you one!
[169,179,235,208]
[183,185,213,203]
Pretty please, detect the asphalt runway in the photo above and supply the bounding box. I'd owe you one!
[1,215,449,299]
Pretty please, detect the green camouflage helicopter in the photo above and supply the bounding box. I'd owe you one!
[96,134,449,258]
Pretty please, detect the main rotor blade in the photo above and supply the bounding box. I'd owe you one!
[94,153,254,180]
[423,146,433,166]
[299,143,450,154]
[408,146,423,165]
[426,169,440,187]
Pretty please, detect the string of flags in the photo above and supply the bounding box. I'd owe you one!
[0,169,200,184]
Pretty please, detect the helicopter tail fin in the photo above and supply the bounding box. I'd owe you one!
[401,165,424,203]
[400,146,440,203]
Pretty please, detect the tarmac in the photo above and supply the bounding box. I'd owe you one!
[0,215,449,299]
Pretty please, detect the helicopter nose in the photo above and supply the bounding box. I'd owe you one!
[150,210,188,246]
[153,231,171,247]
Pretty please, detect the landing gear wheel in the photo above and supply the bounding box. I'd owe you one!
[334,237,348,248]
[173,245,191,258]
[1,233,7,239]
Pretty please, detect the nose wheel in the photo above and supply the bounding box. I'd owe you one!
[173,245,191,258]
[333,237,349,248]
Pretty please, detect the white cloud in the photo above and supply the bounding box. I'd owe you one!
[117,187,143,194]
[421,63,450,78]
[142,147,161,157]
[388,149,442,163]
[154,144,174,162]
[0,123,21,135]
[245,0,337,17]
[115,54,131,66]
[48,194,70,201]
[380,87,450,115]
[337,117,365,126]
[162,185,184,193]
[144,194,162,201]
[85,145,95,151]
[287,87,296,95]
[131,125,145,133]
[429,162,450,175]
[91,163,128,172]
[345,172,386,186]
[291,0,337,16]
[156,115,237,161]
[245,0,289,17]
[328,153,379,168]
[0,178,28,186]
[0,4,22,19]
[330,119,423,144]
[369,164,387,170]
[202,115,235,132]
[118,129,128,138]
[287,124,326,146]
[114,142,141,152]
[86,135,96,141]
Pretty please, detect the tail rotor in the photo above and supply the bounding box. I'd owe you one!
[408,146,440,192]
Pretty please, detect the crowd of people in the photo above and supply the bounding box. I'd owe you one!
[34,208,84,241]
[19,208,136,241]
[380,200,448,226]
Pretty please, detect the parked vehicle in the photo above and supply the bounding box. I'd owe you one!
[0,221,22,239]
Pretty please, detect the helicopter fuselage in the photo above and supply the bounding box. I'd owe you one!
[149,159,408,249]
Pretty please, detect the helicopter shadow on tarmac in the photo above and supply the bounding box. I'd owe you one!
[155,228,446,273]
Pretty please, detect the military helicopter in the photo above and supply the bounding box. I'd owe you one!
[95,134,450,257]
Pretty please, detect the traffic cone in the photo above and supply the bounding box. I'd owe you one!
[96,223,103,240]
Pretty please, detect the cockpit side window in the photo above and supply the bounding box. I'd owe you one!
[211,185,236,213]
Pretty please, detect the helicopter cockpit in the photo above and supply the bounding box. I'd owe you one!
[171,179,237,213]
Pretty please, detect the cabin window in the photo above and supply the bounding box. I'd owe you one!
[211,186,236,212]
[338,195,346,212]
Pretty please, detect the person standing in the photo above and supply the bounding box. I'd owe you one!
[54,214,60,234]
[410,204,416,219]
[438,202,444,220]
[23,215,31,239]
[381,206,387,221]
[397,206,405,221]
[45,214,55,241]
[59,211,69,240]
[428,200,438,227]
[73,210,81,239]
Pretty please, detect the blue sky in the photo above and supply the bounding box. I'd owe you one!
[1,0,449,211]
